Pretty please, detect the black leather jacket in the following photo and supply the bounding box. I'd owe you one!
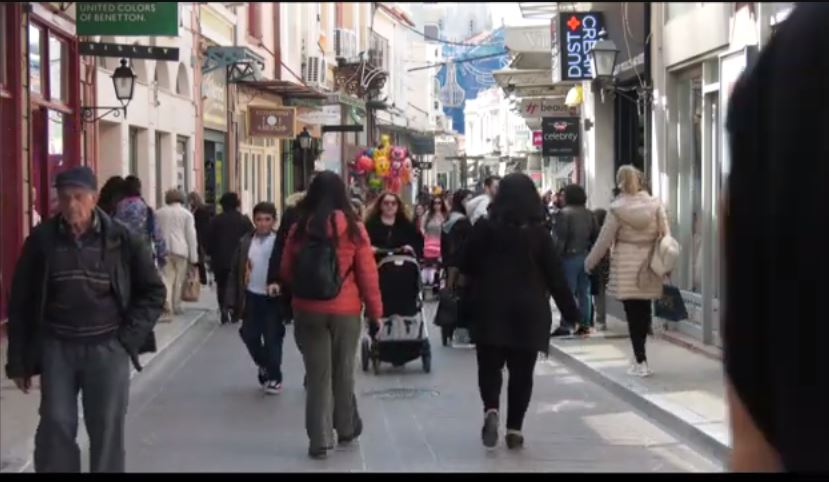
[5,209,166,378]
[554,206,599,257]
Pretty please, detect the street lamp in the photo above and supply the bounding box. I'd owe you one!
[296,127,314,191]
[590,30,621,103]
[590,31,620,81]
[112,58,137,104]
[81,58,137,122]
[297,127,313,150]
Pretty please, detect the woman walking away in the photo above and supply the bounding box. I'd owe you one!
[207,193,254,324]
[280,171,383,460]
[365,192,424,260]
[585,165,670,377]
[461,173,579,450]
[441,189,473,346]
[590,209,611,331]
[552,184,599,337]
[115,175,167,270]
[156,189,199,319]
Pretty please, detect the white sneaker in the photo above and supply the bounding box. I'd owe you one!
[264,381,282,395]
[627,362,653,378]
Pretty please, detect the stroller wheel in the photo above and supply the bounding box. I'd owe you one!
[361,338,370,372]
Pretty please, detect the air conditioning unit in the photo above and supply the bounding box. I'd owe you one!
[302,56,327,87]
[334,28,357,60]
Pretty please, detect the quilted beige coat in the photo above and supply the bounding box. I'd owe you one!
[585,191,670,300]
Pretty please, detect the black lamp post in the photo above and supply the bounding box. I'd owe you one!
[82,58,137,123]
[296,127,313,191]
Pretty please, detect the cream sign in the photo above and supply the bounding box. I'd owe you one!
[518,97,580,119]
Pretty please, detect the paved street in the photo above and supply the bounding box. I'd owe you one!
[120,302,721,472]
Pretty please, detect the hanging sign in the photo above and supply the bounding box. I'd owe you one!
[518,97,580,119]
[248,107,296,138]
[76,2,178,36]
[556,12,606,82]
[542,117,581,157]
[79,42,179,61]
[532,131,543,147]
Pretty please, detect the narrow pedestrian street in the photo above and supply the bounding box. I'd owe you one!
[120,301,720,473]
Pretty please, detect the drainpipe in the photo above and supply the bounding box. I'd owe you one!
[643,1,652,180]
[193,4,205,194]
[274,3,282,80]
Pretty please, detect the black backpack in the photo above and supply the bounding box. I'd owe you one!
[292,217,353,300]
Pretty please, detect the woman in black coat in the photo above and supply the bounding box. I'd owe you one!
[461,173,580,451]
[438,189,473,345]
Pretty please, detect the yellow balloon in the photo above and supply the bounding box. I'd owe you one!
[380,134,391,149]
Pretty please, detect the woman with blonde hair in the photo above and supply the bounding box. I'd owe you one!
[585,165,670,377]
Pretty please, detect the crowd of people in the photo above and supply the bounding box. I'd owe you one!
[7,6,829,467]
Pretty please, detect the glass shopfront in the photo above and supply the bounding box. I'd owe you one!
[667,58,724,346]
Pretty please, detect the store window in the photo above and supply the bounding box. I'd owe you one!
[672,73,704,294]
[46,110,67,210]
[177,136,188,192]
[49,34,67,102]
[29,24,43,95]
[247,3,262,40]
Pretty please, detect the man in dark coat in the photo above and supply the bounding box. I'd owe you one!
[5,166,166,472]
[206,192,254,324]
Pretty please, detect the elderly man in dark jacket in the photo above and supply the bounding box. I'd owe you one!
[5,166,166,473]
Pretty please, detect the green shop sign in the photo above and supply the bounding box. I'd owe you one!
[77,2,178,36]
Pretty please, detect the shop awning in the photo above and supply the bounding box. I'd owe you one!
[237,80,327,100]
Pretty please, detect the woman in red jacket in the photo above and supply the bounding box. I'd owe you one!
[280,171,383,460]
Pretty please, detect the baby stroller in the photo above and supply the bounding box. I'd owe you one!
[361,248,432,374]
[420,236,443,301]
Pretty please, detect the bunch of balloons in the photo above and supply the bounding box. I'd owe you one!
[349,134,414,194]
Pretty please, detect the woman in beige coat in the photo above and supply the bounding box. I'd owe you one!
[585,165,670,377]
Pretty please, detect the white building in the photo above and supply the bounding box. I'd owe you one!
[94,3,198,209]
[464,87,531,185]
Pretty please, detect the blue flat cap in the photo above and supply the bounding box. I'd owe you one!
[55,166,97,191]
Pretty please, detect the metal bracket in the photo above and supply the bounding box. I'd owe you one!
[81,105,127,123]
[203,46,265,82]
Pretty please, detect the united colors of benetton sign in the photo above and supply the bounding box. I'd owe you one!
[77,2,178,36]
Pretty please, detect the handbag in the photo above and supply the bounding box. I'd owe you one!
[181,266,201,302]
[434,288,459,327]
[649,206,681,277]
[654,284,688,321]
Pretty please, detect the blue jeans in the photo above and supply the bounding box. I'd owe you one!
[240,292,285,383]
[562,254,592,328]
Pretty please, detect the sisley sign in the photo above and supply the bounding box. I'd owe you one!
[542,117,581,157]
[557,12,606,82]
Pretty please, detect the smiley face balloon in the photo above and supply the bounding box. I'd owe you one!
[374,156,391,178]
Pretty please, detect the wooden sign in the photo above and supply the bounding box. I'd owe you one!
[248,107,296,138]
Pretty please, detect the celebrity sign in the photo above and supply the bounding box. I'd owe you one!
[557,12,605,82]
[542,117,581,157]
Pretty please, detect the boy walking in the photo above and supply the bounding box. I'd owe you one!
[225,202,286,394]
